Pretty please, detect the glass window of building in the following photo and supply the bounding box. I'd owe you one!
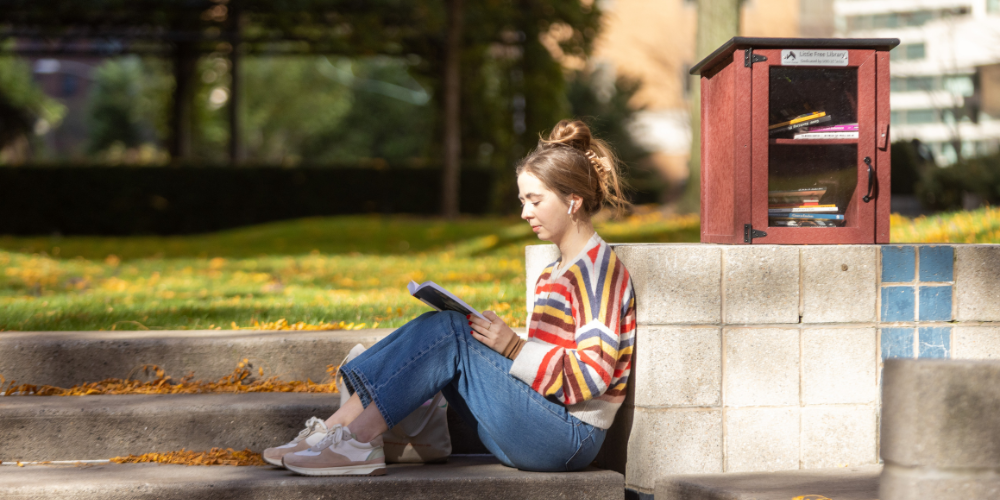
[905,43,926,60]
[943,75,975,96]
[908,109,937,124]
[847,8,969,31]
[892,43,927,61]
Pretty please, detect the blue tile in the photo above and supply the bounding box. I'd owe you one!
[919,246,954,282]
[882,246,915,282]
[881,328,914,360]
[918,326,951,358]
[919,286,953,321]
[881,286,915,322]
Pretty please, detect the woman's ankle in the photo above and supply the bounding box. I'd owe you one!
[347,425,379,444]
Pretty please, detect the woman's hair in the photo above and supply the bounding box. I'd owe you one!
[515,119,631,217]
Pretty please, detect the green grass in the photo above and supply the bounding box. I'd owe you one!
[12,204,994,333]
[0,210,700,331]
[890,206,1000,243]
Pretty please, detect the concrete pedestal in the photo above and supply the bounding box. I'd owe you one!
[524,243,1000,497]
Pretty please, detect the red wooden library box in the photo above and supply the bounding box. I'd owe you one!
[690,37,899,244]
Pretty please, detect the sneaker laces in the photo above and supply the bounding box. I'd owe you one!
[292,417,328,443]
[309,424,350,451]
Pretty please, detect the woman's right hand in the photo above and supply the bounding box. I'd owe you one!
[468,311,517,354]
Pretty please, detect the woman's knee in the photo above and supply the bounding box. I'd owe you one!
[425,310,466,334]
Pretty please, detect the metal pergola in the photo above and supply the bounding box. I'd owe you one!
[0,0,437,163]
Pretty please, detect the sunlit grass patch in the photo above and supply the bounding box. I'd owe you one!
[0,248,528,331]
[891,206,1000,243]
[0,209,700,332]
[3,207,998,332]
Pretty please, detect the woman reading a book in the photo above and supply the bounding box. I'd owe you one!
[266,119,636,476]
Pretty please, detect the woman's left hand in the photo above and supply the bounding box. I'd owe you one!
[468,311,517,354]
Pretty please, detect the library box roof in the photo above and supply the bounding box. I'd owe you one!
[689,37,901,76]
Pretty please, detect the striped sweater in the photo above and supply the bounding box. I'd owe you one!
[509,233,636,429]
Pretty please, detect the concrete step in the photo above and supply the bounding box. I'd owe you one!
[0,393,487,462]
[656,465,881,500]
[0,455,624,499]
[0,329,395,387]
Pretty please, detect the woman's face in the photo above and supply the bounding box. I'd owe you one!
[517,172,572,242]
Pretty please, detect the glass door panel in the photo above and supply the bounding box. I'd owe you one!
[767,67,859,229]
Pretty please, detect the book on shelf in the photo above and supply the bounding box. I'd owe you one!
[768,115,832,136]
[770,219,841,227]
[770,197,821,204]
[768,188,827,204]
[407,280,486,320]
[768,111,826,130]
[768,206,839,214]
[768,202,831,208]
[769,213,845,220]
[792,131,859,140]
[768,188,828,198]
[803,123,858,133]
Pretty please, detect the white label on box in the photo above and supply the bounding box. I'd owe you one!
[780,49,848,66]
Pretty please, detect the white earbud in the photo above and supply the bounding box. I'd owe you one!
[567,199,575,214]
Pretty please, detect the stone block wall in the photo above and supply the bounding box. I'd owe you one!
[524,243,1000,497]
[881,359,1000,499]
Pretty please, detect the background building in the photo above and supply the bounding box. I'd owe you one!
[590,0,836,199]
[836,0,1000,165]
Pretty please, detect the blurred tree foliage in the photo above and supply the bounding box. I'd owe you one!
[891,139,934,196]
[0,55,65,159]
[86,57,172,155]
[566,69,659,201]
[916,152,1000,210]
[297,57,434,164]
[8,0,657,212]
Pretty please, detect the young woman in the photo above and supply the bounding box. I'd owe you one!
[263,119,636,476]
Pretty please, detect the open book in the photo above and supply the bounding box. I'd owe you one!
[407,280,487,320]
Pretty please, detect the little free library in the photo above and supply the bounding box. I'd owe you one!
[690,37,901,245]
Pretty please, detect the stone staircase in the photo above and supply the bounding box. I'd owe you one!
[0,329,623,499]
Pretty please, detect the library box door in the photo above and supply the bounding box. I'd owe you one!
[749,48,877,244]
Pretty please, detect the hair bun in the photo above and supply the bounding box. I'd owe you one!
[544,119,592,153]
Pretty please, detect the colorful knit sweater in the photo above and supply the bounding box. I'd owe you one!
[509,233,636,429]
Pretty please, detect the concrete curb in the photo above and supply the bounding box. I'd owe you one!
[655,465,881,500]
[0,392,487,461]
[0,329,396,387]
[0,455,624,499]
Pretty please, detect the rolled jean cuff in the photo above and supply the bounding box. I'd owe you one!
[339,367,373,409]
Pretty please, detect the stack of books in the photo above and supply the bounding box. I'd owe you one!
[768,188,844,227]
[792,123,858,140]
[768,111,832,136]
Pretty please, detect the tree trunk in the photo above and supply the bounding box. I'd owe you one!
[441,0,464,219]
[169,42,196,162]
[228,6,244,165]
[680,0,741,214]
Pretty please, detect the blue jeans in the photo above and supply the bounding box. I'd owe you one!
[339,310,607,472]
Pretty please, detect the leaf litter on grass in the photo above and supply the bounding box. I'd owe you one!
[1,359,339,396]
[110,448,266,466]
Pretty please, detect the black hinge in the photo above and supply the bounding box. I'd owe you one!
[744,224,767,243]
[744,48,768,67]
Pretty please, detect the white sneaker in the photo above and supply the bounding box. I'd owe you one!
[282,425,386,476]
[262,417,330,466]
